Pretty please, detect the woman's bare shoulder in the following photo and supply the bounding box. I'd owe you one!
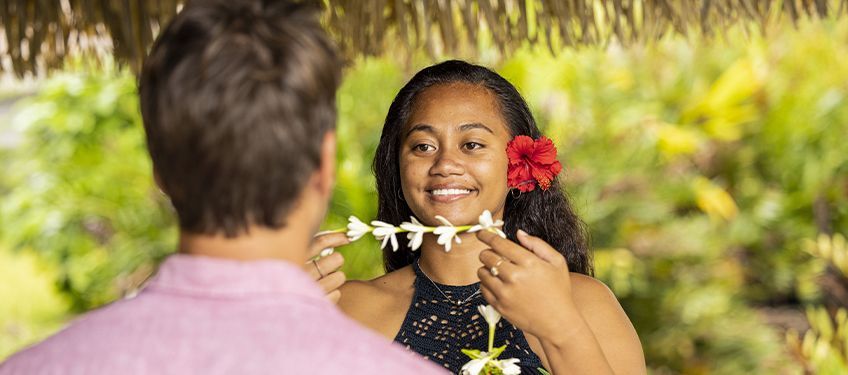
[340,265,414,297]
[569,273,617,302]
[568,272,629,319]
[338,266,414,314]
[337,265,416,338]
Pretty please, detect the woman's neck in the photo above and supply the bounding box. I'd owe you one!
[417,232,488,286]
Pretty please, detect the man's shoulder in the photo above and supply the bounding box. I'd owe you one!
[0,296,157,372]
[1,297,446,375]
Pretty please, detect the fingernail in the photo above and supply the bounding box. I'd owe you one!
[320,248,334,257]
[517,229,527,237]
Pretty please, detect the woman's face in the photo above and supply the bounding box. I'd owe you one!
[399,82,512,227]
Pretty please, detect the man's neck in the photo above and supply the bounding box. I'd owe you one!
[178,224,311,265]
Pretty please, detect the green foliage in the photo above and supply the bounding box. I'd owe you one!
[325,58,407,279]
[0,69,176,312]
[787,307,848,374]
[0,247,69,359]
[804,233,848,277]
[496,18,848,373]
[2,17,848,372]
[788,233,848,374]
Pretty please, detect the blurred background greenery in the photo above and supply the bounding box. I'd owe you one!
[2,11,848,375]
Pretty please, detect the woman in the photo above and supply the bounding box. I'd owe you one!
[336,60,645,374]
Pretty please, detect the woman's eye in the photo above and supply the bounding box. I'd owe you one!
[463,142,484,150]
[414,144,435,152]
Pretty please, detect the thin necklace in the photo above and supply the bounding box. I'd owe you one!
[416,258,482,306]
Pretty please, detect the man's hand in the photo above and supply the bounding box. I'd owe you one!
[304,232,350,303]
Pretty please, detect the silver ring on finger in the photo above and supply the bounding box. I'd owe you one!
[312,259,325,278]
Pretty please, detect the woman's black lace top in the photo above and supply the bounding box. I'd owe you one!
[393,260,545,373]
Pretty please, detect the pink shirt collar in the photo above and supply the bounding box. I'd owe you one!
[145,253,325,300]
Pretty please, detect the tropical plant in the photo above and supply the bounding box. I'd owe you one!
[2,0,847,76]
[2,11,847,373]
[787,233,848,374]
[0,63,175,312]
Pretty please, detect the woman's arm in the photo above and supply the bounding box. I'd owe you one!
[476,230,646,375]
[537,274,644,375]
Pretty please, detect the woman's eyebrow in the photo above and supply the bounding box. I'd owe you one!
[406,124,435,137]
[459,123,494,134]
[405,122,494,137]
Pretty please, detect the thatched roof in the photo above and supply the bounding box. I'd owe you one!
[1,0,845,77]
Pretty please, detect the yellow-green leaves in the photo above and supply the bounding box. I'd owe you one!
[693,177,738,221]
[803,233,848,277]
[787,306,848,374]
[683,58,764,142]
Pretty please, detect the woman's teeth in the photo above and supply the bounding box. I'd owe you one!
[432,189,471,196]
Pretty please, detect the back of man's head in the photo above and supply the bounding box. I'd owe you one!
[139,0,341,237]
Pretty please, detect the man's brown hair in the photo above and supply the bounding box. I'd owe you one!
[139,0,341,236]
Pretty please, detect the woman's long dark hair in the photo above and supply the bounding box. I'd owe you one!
[373,60,592,275]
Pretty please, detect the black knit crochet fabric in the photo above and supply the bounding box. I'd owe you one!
[393,260,545,374]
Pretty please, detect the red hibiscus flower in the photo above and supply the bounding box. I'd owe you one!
[506,135,563,192]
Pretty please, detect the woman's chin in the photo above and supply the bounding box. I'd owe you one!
[427,210,479,226]
[413,199,504,226]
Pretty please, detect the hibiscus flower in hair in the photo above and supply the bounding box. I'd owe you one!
[506,135,563,192]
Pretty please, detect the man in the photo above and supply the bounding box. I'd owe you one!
[0,0,443,373]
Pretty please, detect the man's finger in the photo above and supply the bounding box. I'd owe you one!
[304,252,344,280]
[318,271,346,294]
[326,290,341,304]
[317,252,344,272]
[308,232,350,258]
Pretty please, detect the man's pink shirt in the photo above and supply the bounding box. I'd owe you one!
[0,254,446,374]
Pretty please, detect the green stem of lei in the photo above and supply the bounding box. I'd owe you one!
[488,324,495,352]
[324,225,476,235]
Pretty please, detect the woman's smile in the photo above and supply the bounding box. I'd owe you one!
[426,185,479,203]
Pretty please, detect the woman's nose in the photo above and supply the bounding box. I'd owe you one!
[428,149,465,177]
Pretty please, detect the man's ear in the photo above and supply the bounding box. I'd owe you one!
[317,130,336,198]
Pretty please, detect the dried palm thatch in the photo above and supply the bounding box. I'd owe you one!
[1,0,846,77]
